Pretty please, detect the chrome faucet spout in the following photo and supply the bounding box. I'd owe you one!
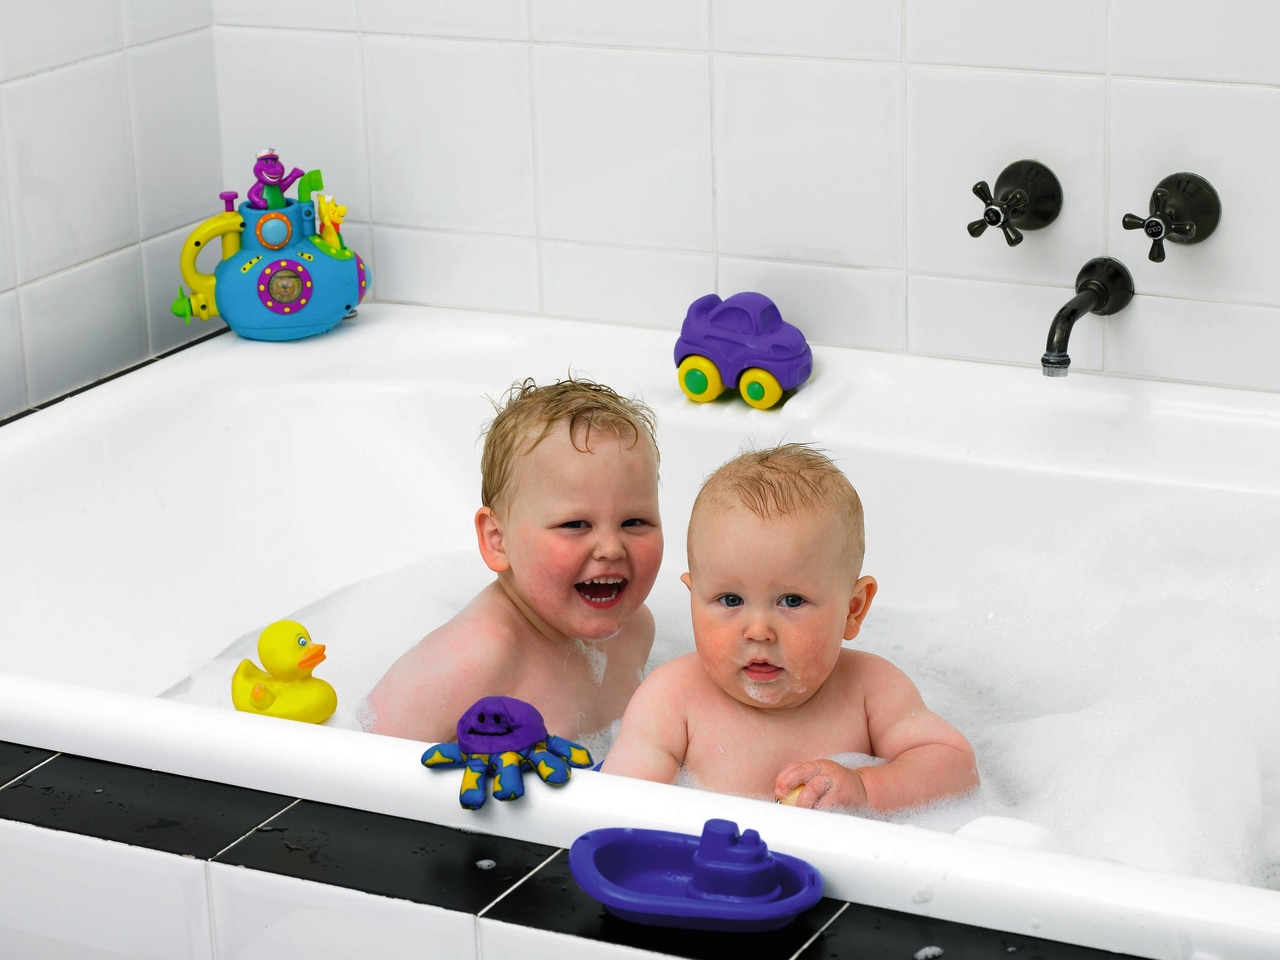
[1040,258,1134,377]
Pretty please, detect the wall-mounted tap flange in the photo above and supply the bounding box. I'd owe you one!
[1122,173,1220,263]
[1042,257,1135,378]
[968,159,1063,247]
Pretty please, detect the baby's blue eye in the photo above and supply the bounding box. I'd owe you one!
[622,518,647,527]
[718,594,744,608]
[779,595,805,608]
[561,520,587,529]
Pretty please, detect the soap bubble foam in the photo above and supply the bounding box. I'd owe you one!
[164,494,1280,890]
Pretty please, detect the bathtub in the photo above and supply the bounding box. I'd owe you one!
[1,302,1278,958]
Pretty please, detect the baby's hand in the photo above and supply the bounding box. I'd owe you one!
[775,759,868,812]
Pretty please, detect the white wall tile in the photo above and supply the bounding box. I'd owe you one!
[0,131,13,294]
[0,291,25,417]
[535,46,713,250]
[908,274,1104,372]
[1108,79,1280,307]
[713,0,899,60]
[906,0,1106,74]
[906,67,1106,286]
[215,28,369,222]
[541,241,714,329]
[20,247,148,404]
[534,0,709,49]
[142,225,227,354]
[2,56,140,284]
[719,258,905,351]
[213,0,357,31]
[372,226,538,312]
[124,0,213,45]
[0,820,213,960]
[1104,295,1280,392]
[365,36,535,235]
[209,862,476,960]
[715,56,901,268]
[338,220,374,299]
[130,32,223,239]
[0,1,123,81]
[1111,0,1280,86]
[360,0,528,40]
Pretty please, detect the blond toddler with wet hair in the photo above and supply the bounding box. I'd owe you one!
[604,443,977,812]
[366,377,663,747]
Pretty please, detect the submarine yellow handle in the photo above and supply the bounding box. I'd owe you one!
[173,210,244,322]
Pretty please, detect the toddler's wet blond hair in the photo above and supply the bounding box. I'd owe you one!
[691,443,865,571]
[481,377,659,513]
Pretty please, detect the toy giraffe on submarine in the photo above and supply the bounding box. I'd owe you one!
[171,150,369,341]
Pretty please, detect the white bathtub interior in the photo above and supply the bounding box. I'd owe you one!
[2,303,1280,958]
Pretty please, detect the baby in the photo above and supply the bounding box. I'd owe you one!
[603,444,977,813]
[365,377,663,747]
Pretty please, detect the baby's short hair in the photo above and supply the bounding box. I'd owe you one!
[480,377,659,512]
[692,443,865,567]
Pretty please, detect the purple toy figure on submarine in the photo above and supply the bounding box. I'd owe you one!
[171,150,369,341]
[248,148,304,210]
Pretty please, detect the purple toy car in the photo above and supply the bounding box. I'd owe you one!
[674,292,812,409]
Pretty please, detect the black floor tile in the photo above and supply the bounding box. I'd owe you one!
[798,902,1140,960]
[214,799,558,912]
[0,741,56,786]
[483,849,843,960]
[0,753,294,858]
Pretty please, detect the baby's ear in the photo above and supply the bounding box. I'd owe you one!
[843,575,878,641]
[475,506,511,573]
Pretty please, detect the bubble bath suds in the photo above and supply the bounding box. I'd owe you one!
[164,496,1280,891]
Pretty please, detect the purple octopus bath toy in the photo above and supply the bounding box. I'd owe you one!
[421,696,594,809]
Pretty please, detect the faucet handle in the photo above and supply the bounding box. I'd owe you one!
[968,160,1062,248]
[1122,173,1220,263]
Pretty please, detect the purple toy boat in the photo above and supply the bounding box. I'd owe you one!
[569,818,823,932]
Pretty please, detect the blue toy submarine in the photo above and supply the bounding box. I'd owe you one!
[171,151,369,342]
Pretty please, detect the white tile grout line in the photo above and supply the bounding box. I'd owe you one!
[209,797,302,862]
[785,901,850,960]
[0,751,61,792]
[475,846,565,918]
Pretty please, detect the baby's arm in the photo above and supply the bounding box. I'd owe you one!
[600,657,692,784]
[365,621,521,743]
[776,653,978,813]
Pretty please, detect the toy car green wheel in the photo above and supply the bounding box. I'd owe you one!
[677,355,726,403]
[738,368,784,410]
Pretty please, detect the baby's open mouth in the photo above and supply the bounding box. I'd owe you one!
[576,577,626,605]
[744,659,782,681]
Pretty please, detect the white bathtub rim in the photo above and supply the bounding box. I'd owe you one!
[0,673,1275,960]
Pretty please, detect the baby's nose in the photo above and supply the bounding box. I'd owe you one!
[593,529,625,560]
[744,610,777,642]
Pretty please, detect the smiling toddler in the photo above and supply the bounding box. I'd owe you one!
[603,443,977,812]
[365,378,663,747]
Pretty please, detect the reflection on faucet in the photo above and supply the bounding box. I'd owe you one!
[1042,258,1134,377]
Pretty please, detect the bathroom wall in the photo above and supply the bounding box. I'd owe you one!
[4,0,1280,417]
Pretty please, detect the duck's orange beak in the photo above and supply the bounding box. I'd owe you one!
[297,644,326,671]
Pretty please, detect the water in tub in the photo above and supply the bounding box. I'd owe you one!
[163,464,1280,893]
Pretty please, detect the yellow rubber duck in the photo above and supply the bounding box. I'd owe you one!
[231,620,337,724]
